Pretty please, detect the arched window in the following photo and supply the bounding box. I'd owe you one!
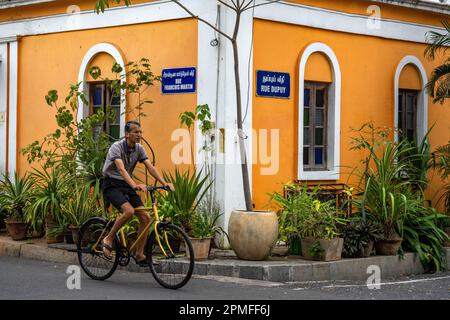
[78,43,126,139]
[394,56,428,144]
[298,43,341,181]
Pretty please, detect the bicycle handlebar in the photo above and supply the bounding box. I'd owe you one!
[147,185,171,192]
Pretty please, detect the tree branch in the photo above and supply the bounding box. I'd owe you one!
[242,0,282,12]
[217,0,238,12]
[171,0,233,42]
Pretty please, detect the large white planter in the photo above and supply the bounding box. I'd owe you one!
[228,210,278,261]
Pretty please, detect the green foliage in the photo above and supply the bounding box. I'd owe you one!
[432,141,450,213]
[162,169,213,232]
[340,217,383,258]
[271,184,345,241]
[28,166,71,228]
[350,122,449,271]
[350,124,424,238]
[425,20,450,105]
[0,173,34,222]
[190,196,226,239]
[402,207,450,272]
[61,183,105,227]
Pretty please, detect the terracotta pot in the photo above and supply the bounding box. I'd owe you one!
[375,237,403,255]
[190,237,212,261]
[228,210,278,261]
[45,219,64,244]
[5,220,28,241]
[301,237,344,261]
[69,225,80,246]
[359,240,374,258]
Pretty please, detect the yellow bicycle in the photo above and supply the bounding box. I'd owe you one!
[76,185,195,289]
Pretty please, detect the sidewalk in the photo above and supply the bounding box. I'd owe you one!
[1,233,449,283]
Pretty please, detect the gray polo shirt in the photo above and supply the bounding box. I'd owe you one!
[102,139,149,180]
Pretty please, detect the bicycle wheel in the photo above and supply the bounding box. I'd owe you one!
[147,223,194,289]
[77,217,120,281]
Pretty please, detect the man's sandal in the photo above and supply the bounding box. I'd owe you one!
[101,240,114,260]
[132,255,149,267]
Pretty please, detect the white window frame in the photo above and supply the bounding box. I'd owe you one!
[298,42,341,181]
[394,55,428,144]
[77,43,126,137]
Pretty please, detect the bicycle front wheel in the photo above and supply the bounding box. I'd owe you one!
[147,223,194,289]
[77,217,119,281]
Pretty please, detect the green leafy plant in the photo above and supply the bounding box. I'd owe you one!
[340,217,383,258]
[271,184,345,242]
[28,166,71,229]
[190,196,227,239]
[61,183,105,227]
[402,206,450,272]
[162,168,213,232]
[0,173,34,222]
[432,141,450,213]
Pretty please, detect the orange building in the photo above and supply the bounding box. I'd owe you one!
[0,0,448,238]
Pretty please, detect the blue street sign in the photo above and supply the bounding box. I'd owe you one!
[161,67,196,94]
[256,70,290,98]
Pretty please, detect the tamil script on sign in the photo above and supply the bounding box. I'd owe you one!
[256,70,290,98]
[162,67,196,94]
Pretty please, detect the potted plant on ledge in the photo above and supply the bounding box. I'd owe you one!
[0,173,34,241]
[189,197,226,261]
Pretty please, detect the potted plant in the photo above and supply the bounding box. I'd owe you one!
[0,173,34,241]
[28,166,71,244]
[340,217,383,258]
[189,198,226,261]
[189,196,228,260]
[272,184,345,260]
[61,183,104,245]
[162,168,212,234]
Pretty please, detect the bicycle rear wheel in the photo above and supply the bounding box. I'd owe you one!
[147,223,194,289]
[77,217,119,281]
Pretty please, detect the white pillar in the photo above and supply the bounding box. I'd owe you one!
[0,42,7,176]
[8,40,18,178]
[213,0,254,247]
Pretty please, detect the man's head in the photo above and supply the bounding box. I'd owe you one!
[125,120,142,144]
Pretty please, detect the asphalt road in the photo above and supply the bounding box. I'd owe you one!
[0,256,449,301]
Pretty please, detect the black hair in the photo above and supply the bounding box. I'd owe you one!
[125,120,141,133]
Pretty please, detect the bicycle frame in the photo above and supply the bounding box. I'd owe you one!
[91,187,175,258]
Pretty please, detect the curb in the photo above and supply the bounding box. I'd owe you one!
[1,236,449,282]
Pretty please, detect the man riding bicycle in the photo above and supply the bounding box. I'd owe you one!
[101,120,174,265]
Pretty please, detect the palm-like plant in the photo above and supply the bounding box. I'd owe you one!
[28,166,71,229]
[61,183,104,227]
[359,139,422,239]
[162,168,212,232]
[425,20,450,105]
[0,173,34,222]
[432,141,450,213]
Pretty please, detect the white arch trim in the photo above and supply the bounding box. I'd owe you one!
[298,42,341,181]
[394,55,428,144]
[77,43,126,137]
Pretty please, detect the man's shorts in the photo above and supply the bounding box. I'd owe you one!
[101,177,144,211]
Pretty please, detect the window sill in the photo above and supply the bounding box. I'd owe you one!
[297,170,339,181]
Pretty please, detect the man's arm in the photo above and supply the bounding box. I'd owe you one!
[114,159,145,191]
[142,159,174,191]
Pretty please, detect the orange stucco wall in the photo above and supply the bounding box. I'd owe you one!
[17,18,198,178]
[252,19,450,210]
